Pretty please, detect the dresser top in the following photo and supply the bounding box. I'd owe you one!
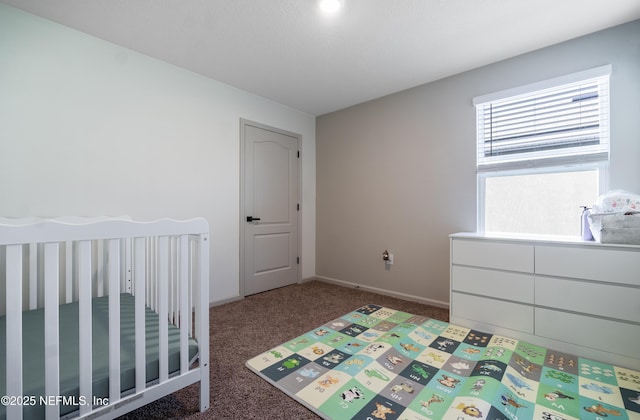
[450,232,640,250]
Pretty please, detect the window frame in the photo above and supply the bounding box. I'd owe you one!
[474,66,611,235]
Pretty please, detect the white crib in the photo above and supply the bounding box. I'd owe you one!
[0,217,210,419]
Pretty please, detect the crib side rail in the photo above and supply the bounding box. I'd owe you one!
[0,218,209,246]
[1,218,210,419]
[5,245,23,420]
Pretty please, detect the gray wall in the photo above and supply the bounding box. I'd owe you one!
[316,20,640,306]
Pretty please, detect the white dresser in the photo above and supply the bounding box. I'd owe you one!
[450,232,640,370]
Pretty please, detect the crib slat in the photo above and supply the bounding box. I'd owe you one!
[145,238,151,309]
[44,243,60,419]
[124,238,132,293]
[158,236,169,382]
[6,245,23,420]
[149,238,156,311]
[154,237,158,311]
[108,239,121,403]
[29,243,37,310]
[179,235,189,373]
[169,238,175,325]
[65,242,73,303]
[97,240,104,297]
[77,240,92,416]
[188,239,194,339]
[134,237,146,392]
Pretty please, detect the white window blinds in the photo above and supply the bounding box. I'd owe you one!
[474,65,611,171]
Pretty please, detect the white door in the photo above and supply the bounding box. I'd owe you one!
[241,120,300,296]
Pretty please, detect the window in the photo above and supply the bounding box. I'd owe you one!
[474,65,611,237]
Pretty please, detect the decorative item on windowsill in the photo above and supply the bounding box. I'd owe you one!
[587,190,640,245]
[580,206,593,241]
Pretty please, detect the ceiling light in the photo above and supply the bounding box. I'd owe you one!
[318,0,344,14]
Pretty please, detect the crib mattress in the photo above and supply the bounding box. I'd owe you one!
[0,293,199,419]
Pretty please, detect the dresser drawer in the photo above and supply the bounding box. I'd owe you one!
[452,239,534,273]
[452,266,534,304]
[536,276,640,322]
[451,292,534,333]
[535,308,640,359]
[535,245,640,286]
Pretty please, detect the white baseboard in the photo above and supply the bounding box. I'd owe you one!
[209,295,243,308]
[314,275,450,310]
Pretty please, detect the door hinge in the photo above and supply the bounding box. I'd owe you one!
[297,257,300,264]
[297,203,300,211]
[297,151,300,158]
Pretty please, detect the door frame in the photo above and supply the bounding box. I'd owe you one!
[239,118,302,297]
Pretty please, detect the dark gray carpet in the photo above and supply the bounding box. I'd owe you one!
[119,280,449,419]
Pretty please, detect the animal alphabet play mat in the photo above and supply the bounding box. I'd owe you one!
[246,304,640,419]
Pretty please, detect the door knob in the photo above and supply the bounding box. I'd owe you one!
[246,216,261,222]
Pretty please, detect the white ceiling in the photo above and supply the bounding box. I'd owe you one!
[4,0,640,116]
